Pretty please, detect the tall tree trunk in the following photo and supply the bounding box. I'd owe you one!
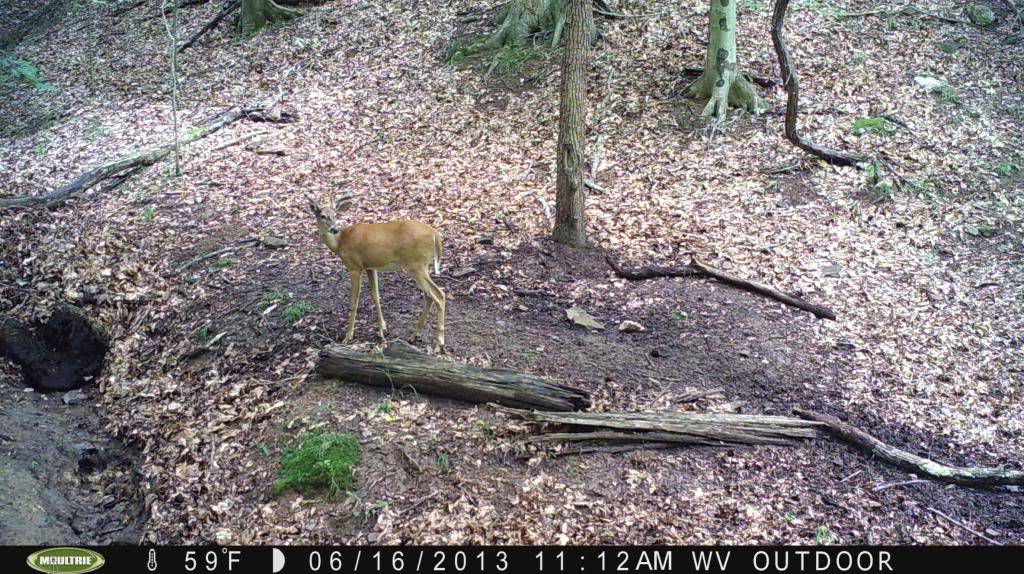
[237,0,300,37]
[687,0,765,119]
[552,0,591,248]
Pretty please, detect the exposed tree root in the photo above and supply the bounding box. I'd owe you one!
[771,0,863,165]
[606,255,837,320]
[0,103,277,209]
[794,409,1024,488]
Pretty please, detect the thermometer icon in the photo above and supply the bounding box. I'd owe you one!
[147,548,158,572]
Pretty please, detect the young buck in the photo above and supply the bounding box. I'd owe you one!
[307,194,446,352]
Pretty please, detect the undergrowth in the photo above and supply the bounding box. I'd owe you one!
[273,431,362,497]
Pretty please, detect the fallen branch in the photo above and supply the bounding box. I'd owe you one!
[606,256,837,320]
[0,103,265,209]
[794,409,1024,487]
[771,0,863,166]
[177,0,241,55]
[680,65,776,89]
[175,238,259,273]
[317,341,590,412]
[494,405,823,448]
[926,507,1004,545]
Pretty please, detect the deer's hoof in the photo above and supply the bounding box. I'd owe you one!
[341,335,354,344]
[432,344,447,355]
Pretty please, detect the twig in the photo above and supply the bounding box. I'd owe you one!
[606,256,837,320]
[926,507,1004,545]
[177,0,241,55]
[872,478,929,491]
[175,238,258,273]
[795,409,1024,487]
[771,0,863,166]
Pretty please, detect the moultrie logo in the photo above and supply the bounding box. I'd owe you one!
[26,547,106,574]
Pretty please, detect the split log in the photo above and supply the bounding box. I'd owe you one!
[0,104,265,209]
[795,409,1024,487]
[770,0,863,166]
[0,305,109,391]
[316,342,590,411]
[606,255,837,320]
[494,405,822,447]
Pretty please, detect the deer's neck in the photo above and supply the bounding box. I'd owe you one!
[317,224,342,254]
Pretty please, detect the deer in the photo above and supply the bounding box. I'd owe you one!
[307,194,446,353]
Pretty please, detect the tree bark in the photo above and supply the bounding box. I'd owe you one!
[552,0,591,248]
[316,341,590,411]
[688,0,766,119]
[488,0,609,48]
[770,0,862,165]
[237,0,300,37]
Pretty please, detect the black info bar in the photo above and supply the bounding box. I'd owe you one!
[2,545,1019,574]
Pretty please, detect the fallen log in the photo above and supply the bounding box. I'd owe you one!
[316,342,590,411]
[0,104,268,209]
[606,255,837,320]
[494,405,822,447]
[795,409,1024,488]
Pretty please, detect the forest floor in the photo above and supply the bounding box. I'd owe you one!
[1,0,1023,544]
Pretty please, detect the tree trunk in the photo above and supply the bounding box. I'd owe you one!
[552,0,591,248]
[489,0,608,48]
[687,0,766,119]
[237,0,300,37]
[316,341,591,411]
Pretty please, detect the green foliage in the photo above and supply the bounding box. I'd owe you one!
[283,301,314,324]
[782,512,797,523]
[212,256,236,269]
[137,206,157,221]
[86,118,109,141]
[373,399,394,414]
[940,40,961,54]
[447,35,539,76]
[273,431,361,497]
[1,56,58,93]
[815,525,837,545]
[850,117,895,136]
[259,290,289,308]
[863,160,896,202]
[447,36,489,66]
[994,161,1021,177]
[197,324,211,344]
[671,310,688,320]
[934,85,960,105]
[32,140,48,157]
[435,452,450,473]
[486,44,540,75]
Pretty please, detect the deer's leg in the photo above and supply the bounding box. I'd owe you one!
[367,269,387,339]
[410,270,445,352]
[342,269,362,344]
[410,296,433,343]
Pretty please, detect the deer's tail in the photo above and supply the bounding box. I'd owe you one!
[433,232,442,274]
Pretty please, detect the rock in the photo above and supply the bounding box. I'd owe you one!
[914,75,949,94]
[617,320,645,333]
[822,263,842,278]
[261,235,289,249]
[566,306,604,330]
[965,4,996,27]
[62,389,87,405]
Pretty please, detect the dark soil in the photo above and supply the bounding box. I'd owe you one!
[0,364,144,545]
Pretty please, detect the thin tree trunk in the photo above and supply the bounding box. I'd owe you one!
[688,0,765,119]
[161,0,182,176]
[552,0,591,248]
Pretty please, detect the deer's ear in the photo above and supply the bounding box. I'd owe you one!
[307,198,320,215]
[335,198,353,212]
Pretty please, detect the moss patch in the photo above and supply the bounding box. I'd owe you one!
[273,432,361,497]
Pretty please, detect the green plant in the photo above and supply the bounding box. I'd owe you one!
[447,36,488,65]
[260,290,289,309]
[32,140,48,157]
[815,525,837,545]
[671,310,688,320]
[850,117,895,136]
[86,118,109,141]
[435,453,450,473]
[863,160,896,202]
[1,56,58,93]
[373,399,394,414]
[137,206,157,222]
[782,512,797,523]
[472,419,495,439]
[933,85,960,105]
[273,431,361,497]
[212,256,236,269]
[283,301,314,324]
[486,44,539,76]
[995,161,1021,177]
[197,324,211,344]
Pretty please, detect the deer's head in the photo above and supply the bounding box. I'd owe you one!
[307,194,354,235]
